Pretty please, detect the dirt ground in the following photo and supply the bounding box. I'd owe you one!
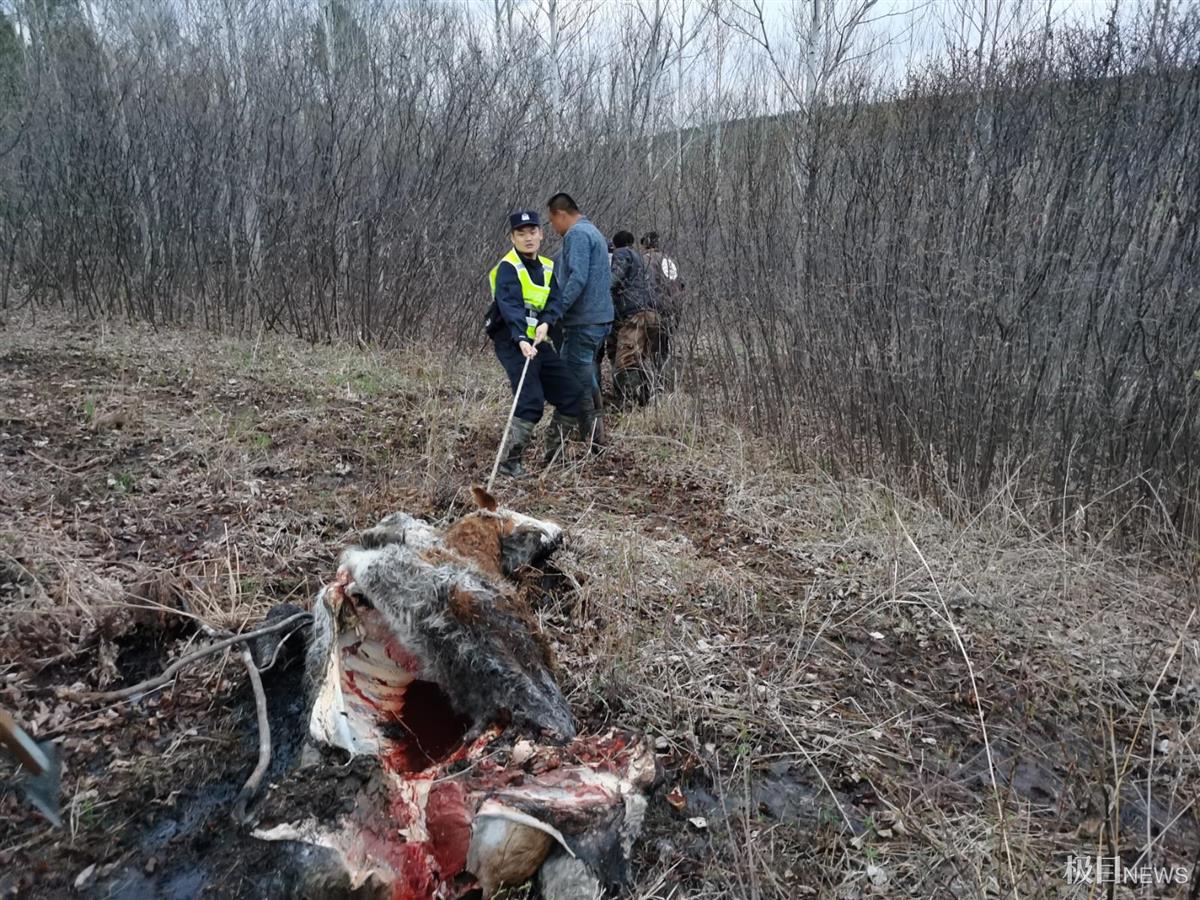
[1,316,1197,898]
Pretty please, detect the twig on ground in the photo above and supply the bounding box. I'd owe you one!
[777,714,854,834]
[1118,607,1196,781]
[33,635,99,672]
[894,508,1019,898]
[232,645,272,824]
[0,549,49,602]
[256,620,312,673]
[78,612,312,702]
[25,450,112,476]
[25,450,76,475]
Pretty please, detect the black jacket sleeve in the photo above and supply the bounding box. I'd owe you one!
[610,251,630,319]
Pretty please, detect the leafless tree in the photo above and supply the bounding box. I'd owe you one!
[1,0,1197,538]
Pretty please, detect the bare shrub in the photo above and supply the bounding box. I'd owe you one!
[0,1,1196,538]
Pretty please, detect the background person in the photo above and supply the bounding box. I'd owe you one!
[609,230,661,407]
[640,231,685,390]
[545,192,613,451]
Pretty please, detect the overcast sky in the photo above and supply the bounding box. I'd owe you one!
[2,0,1144,86]
[466,0,1138,89]
[756,0,1132,75]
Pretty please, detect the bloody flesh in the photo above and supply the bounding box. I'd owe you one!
[262,548,657,898]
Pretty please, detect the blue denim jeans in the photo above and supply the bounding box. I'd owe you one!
[559,323,611,442]
[559,323,611,395]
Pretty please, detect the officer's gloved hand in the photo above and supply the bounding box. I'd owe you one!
[534,323,550,344]
[519,341,538,360]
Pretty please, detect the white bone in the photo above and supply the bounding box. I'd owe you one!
[474,801,576,858]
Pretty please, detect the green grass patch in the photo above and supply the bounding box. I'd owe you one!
[106,471,135,493]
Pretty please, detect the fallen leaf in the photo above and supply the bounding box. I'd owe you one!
[867,863,888,886]
[688,816,707,830]
[74,864,96,891]
[666,787,686,811]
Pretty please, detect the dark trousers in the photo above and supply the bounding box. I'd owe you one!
[559,323,611,395]
[493,337,582,424]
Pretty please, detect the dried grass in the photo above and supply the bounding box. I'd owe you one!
[1,314,1196,897]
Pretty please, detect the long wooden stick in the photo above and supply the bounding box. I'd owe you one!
[81,612,312,702]
[488,337,543,493]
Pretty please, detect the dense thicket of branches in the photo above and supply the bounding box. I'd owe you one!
[704,31,1200,539]
[0,0,1197,538]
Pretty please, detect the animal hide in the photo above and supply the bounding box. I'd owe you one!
[255,496,658,898]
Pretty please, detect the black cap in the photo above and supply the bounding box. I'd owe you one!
[508,210,541,230]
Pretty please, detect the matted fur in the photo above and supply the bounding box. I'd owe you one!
[306,503,574,747]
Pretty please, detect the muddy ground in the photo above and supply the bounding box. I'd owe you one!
[1,317,1197,898]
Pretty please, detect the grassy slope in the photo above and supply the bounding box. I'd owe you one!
[0,316,1196,898]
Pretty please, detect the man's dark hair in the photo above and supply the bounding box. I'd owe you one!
[612,230,635,248]
[546,192,580,214]
[640,231,660,249]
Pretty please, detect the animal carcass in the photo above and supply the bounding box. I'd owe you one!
[253,491,658,898]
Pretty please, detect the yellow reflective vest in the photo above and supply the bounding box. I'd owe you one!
[488,249,555,341]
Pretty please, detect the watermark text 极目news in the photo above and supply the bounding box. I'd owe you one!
[1065,856,1190,886]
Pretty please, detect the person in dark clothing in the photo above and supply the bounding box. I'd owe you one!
[611,231,656,319]
[640,231,684,314]
[486,210,581,477]
[609,230,662,407]
[640,231,685,391]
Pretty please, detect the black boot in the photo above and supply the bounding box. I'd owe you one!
[578,388,607,452]
[590,387,607,446]
[613,369,642,409]
[543,412,579,465]
[636,368,651,406]
[497,418,536,478]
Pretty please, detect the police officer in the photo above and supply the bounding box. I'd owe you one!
[486,210,580,477]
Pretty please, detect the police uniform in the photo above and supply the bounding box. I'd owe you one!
[487,210,581,477]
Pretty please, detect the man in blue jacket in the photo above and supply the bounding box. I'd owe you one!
[545,192,613,450]
[485,210,581,477]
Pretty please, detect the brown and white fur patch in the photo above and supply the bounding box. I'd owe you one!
[306,489,573,765]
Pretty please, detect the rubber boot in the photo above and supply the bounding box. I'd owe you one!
[578,394,607,453]
[543,412,579,465]
[577,384,597,449]
[636,368,651,406]
[497,418,536,478]
[590,387,607,446]
[611,370,628,408]
[613,369,642,410]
